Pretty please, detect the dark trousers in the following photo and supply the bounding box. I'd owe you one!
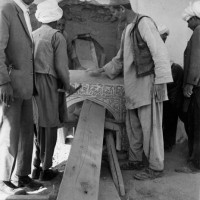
[33,126,57,170]
[184,88,200,168]
[0,99,33,181]
[163,101,179,149]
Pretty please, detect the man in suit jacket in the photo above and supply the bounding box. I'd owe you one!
[0,0,42,195]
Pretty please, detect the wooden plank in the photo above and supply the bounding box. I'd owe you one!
[106,137,120,193]
[105,121,120,131]
[98,165,121,200]
[106,131,125,196]
[105,121,122,150]
[57,100,106,200]
[0,194,49,200]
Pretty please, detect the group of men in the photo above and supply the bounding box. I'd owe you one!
[0,0,200,196]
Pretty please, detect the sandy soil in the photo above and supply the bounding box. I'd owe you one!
[27,120,200,200]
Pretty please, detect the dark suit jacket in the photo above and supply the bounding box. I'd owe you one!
[183,25,200,87]
[0,0,34,99]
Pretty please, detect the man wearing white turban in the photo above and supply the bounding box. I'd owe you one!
[182,1,200,22]
[87,0,172,180]
[35,0,63,24]
[176,1,200,173]
[31,0,76,181]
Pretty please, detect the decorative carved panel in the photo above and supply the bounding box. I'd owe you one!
[67,70,129,150]
[67,70,126,122]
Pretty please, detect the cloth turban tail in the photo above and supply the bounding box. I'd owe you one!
[35,0,63,23]
[182,1,200,21]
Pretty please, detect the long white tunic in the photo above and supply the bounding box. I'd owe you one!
[103,17,173,109]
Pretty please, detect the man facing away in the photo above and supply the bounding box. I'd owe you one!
[31,0,76,181]
[0,0,43,195]
[87,0,172,180]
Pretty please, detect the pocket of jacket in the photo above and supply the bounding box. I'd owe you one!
[9,69,33,99]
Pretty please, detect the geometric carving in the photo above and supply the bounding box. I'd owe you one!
[67,70,126,122]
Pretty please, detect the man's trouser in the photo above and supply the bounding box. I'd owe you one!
[0,99,33,181]
[126,99,164,171]
[185,88,200,168]
[33,127,57,170]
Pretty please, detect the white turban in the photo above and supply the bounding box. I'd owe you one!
[35,0,63,23]
[158,25,170,35]
[182,1,200,21]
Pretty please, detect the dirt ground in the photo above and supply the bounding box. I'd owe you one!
[28,120,200,200]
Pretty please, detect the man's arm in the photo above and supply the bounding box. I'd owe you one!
[52,32,76,94]
[183,27,200,98]
[0,4,11,85]
[138,18,173,84]
[186,26,200,86]
[87,29,125,79]
[0,3,13,106]
[102,29,125,79]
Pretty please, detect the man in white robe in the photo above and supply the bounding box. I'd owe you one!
[87,0,172,180]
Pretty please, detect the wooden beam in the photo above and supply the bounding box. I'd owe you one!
[98,165,121,200]
[0,194,50,200]
[57,100,105,200]
[106,131,125,196]
[105,121,122,150]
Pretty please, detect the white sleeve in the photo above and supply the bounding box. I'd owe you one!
[138,18,173,84]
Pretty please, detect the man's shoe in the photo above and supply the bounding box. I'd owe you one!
[16,176,43,190]
[32,167,42,180]
[0,181,26,195]
[39,169,59,181]
[175,162,200,174]
[133,168,164,180]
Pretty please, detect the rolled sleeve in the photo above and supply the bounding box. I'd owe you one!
[103,30,125,79]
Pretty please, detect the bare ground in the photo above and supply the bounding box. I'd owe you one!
[24,120,200,200]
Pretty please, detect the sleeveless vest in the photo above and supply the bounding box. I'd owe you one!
[132,15,157,77]
[33,25,59,78]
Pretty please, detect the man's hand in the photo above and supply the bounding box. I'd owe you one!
[153,84,166,101]
[183,84,193,98]
[67,84,82,97]
[0,83,13,107]
[85,68,104,77]
[68,86,78,95]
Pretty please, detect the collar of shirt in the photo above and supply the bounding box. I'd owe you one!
[13,0,29,13]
